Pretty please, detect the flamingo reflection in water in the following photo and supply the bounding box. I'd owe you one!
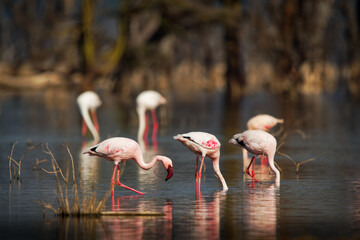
[194,190,226,240]
[243,184,279,240]
[99,196,173,240]
[79,140,100,188]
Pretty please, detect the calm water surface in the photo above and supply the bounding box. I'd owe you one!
[0,89,360,239]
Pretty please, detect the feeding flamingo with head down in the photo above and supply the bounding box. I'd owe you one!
[136,90,167,146]
[83,137,174,196]
[173,132,228,192]
[242,114,284,172]
[229,130,280,185]
[77,91,102,142]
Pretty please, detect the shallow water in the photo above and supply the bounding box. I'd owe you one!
[1,89,360,239]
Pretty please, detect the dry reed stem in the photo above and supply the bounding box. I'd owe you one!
[8,142,17,182]
[33,159,48,171]
[8,142,41,182]
[39,143,110,217]
[278,151,324,173]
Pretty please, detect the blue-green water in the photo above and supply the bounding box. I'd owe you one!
[0,89,359,239]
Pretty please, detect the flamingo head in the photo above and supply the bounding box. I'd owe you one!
[166,165,173,181]
[229,133,246,148]
[157,156,173,181]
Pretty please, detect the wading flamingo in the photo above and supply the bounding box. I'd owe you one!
[173,132,228,191]
[229,130,280,184]
[136,90,167,146]
[242,114,284,171]
[77,91,102,142]
[83,137,174,196]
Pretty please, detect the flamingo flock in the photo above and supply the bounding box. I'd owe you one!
[78,89,284,195]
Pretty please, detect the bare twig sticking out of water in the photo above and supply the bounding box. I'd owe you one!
[33,159,48,171]
[38,143,110,217]
[277,151,324,173]
[8,142,41,182]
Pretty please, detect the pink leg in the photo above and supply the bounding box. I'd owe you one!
[91,110,100,132]
[246,156,258,182]
[151,110,158,144]
[81,119,87,137]
[111,165,117,196]
[198,156,205,179]
[195,156,199,179]
[116,165,144,195]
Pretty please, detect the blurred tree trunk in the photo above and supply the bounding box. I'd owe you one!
[222,0,245,100]
[78,0,96,90]
[341,1,360,95]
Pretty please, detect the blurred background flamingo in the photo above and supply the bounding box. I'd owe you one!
[136,90,167,148]
[174,132,228,192]
[77,91,102,142]
[83,137,174,196]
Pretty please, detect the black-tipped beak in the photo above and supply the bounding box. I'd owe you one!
[165,165,173,181]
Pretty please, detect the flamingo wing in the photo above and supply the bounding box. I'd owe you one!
[178,132,220,149]
[83,137,138,160]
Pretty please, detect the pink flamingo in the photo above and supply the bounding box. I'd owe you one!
[242,114,284,171]
[173,132,228,191]
[229,130,280,184]
[247,114,284,131]
[77,91,102,142]
[136,90,167,145]
[83,137,174,196]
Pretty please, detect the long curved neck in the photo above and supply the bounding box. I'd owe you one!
[81,107,99,142]
[242,148,250,172]
[137,106,146,142]
[134,150,162,170]
[212,156,228,191]
[267,153,280,183]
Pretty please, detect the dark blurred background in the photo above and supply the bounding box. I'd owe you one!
[1,0,359,99]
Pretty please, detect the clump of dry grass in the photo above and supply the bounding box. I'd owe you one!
[38,143,110,217]
[8,142,41,182]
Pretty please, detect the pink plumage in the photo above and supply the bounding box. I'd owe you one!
[83,137,173,195]
[229,130,280,184]
[247,114,284,131]
[174,132,228,191]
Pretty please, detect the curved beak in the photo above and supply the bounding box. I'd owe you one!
[228,139,237,145]
[165,165,173,181]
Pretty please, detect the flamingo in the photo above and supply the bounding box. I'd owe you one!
[242,114,284,171]
[77,91,102,142]
[83,137,174,196]
[136,90,167,145]
[229,130,280,184]
[173,132,228,191]
[247,114,284,131]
